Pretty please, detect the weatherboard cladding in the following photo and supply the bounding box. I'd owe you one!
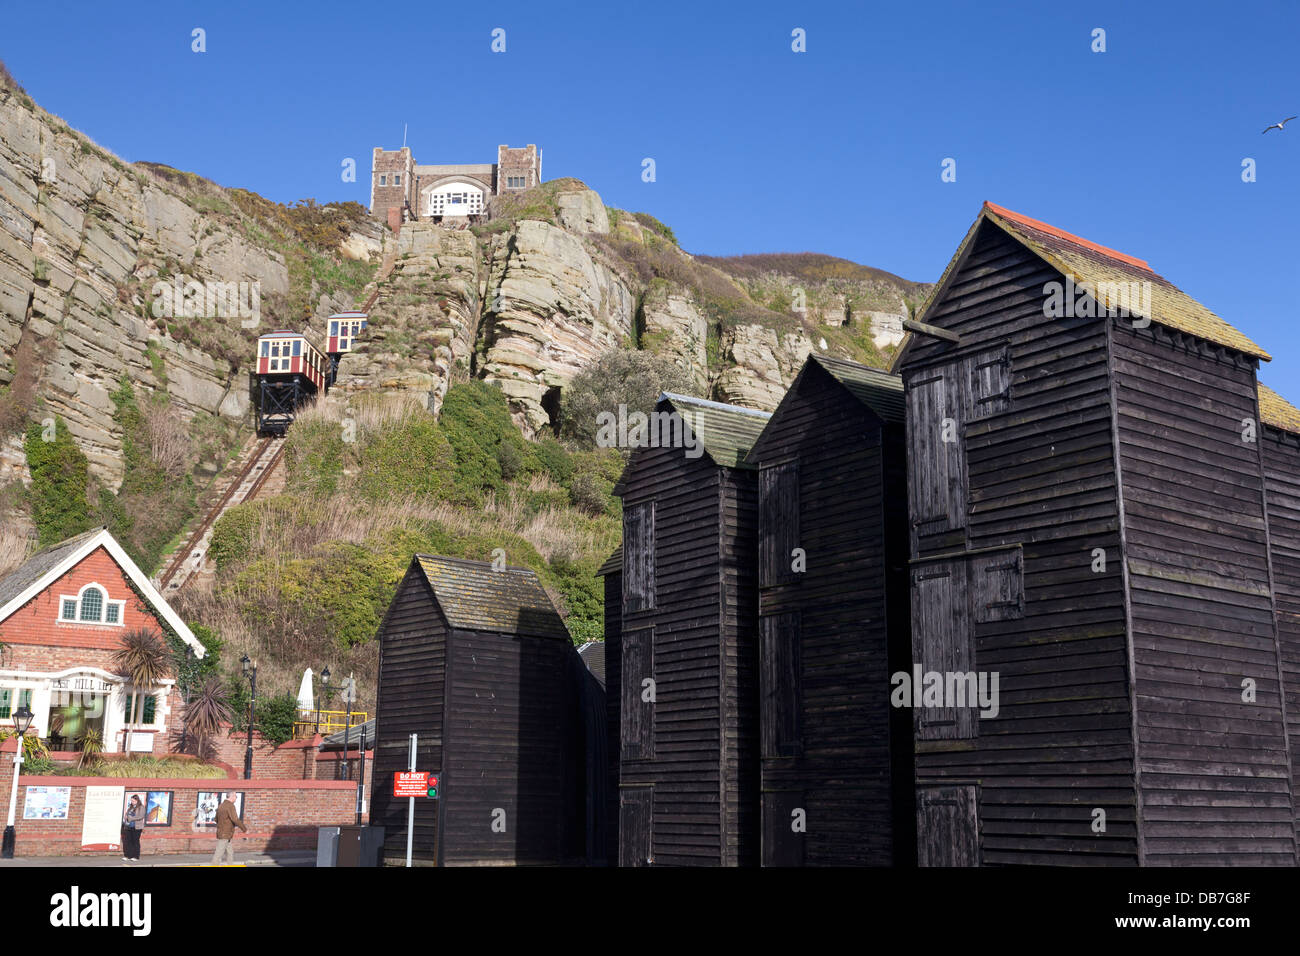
[414,555,568,640]
[748,353,914,865]
[614,393,764,866]
[901,223,1138,865]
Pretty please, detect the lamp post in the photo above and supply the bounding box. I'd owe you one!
[315,666,330,735]
[241,655,257,780]
[3,703,36,858]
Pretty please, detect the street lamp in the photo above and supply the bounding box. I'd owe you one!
[3,703,36,858]
[241,655,257,780]
[315,666,330,734]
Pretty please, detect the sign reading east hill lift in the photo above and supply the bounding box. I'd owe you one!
[393,772,439,799]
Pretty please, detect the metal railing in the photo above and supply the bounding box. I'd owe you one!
[293,710,369,740]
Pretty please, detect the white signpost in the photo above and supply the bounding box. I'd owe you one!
[406,734,416,867]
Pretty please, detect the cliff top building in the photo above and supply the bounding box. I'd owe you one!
[370,144,542,231]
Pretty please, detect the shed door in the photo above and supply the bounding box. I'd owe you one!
[760,612,802,757]
[762,790,806,867]
[619,787,653,867]
[911,559,975,739]
[759,461,800,587]
[916,785,979,867]
[621,627,654,760]
[906,365,966,546]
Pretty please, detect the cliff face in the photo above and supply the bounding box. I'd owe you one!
[0,85,290,489]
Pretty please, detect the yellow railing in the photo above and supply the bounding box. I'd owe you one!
[293,710,369,740]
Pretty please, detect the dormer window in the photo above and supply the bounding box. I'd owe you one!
[59,583,125,626]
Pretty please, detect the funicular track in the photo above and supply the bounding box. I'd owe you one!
[157,435,285,594]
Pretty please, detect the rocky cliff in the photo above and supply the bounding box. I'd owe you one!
[0,73,929,517]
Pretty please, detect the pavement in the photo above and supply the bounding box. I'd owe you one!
[0,850,316,867]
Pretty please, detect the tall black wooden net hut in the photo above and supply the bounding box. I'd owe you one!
[611,393,771,866]
[369,555,597,865]
[744,354,914,865]
[896,201,1294,866]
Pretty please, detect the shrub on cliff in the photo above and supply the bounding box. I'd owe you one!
[559,350,696,448]
[24,418,91,546]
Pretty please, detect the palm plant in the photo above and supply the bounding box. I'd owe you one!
[113,628,170,755]
[77,728,102,769]
[182,678,233,758]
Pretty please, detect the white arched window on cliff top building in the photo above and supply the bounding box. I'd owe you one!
[426,181,485,217]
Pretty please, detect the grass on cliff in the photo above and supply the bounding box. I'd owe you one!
[184,382,623,710]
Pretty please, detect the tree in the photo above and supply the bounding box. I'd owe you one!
[559,350,696,448]
[113,628,170,754]
[181,678,233,758]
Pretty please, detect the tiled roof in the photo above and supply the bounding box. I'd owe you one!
[415,555,569,641]
[982,202,1270,361]
[596,546,622,577]
[898,203,1271,366]
[0,527,102,613]
[811,354,905,424]
[1259,382,1300,434]
[658,393,772,470]
[577,641,606,686]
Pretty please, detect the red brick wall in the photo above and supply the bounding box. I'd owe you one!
[0,739,355,856]
[204,724,315,779]
[0,546,175,657]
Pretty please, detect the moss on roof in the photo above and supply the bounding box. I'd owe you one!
[659,393,772,470]
[1259,382,1300,434]
[415,554,569,641]
[811,354,905,424]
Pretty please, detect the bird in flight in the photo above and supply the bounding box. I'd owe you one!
[1262,116,1297,133]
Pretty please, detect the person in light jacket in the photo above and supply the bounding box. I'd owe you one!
[121,795,145,862]
[211,793,247,864]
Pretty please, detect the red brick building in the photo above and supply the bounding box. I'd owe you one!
[0,528,206,754]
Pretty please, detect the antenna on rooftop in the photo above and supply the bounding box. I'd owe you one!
[402,123,408,148]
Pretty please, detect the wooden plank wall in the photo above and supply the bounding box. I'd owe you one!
[617,446,725,864]
[903,223,1137,865]
[442,629,583,865]
[371,569,447,864]
[720,467,761,866]
[1112,324,1295,865]
[754,366,903,865]
[1263,429,1300,847]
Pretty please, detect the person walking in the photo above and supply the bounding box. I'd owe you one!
[211,793,247,865]
[121,794,145,862]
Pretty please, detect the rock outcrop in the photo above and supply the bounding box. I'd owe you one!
[0,87,291,487]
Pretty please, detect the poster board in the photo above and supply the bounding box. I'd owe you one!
[194,791,245,828]
[82,786,126,850]
[23,786,70,820]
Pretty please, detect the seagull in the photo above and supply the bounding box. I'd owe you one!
[1262,116,1297,134]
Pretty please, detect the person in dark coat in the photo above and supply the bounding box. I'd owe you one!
[210,793,247,864]
[122,794,145,862]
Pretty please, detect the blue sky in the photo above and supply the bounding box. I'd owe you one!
[5,0,1299,388]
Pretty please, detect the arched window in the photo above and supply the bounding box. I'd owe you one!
[79,587,104,622]
[59,583,125,626]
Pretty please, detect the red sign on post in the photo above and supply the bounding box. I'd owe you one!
[394,771,430,798]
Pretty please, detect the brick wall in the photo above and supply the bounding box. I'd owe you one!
[0,738,355,856]
[0,546,176,657]
[371,147,411,219]
[204,723,314,779]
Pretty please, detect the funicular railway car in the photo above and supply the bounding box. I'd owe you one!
[325,311,369,384]
[255,330,328,434]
